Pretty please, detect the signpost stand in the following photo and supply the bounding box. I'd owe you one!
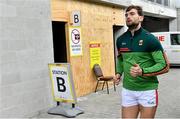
[47,103,84,118]
[47,63,84,118]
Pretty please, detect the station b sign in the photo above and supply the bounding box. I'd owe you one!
[48,63,77,103]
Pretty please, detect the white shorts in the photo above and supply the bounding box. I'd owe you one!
[122,88,158,107]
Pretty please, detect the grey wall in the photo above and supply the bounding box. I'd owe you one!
[177,8,180,31]
[169,18,177,31]
[0,0,54,117]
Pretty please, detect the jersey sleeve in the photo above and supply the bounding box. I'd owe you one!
[116,54,124,75]
[142,35,169,76]
[116,38,124,75]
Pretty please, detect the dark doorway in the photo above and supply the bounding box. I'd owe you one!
[113,25,124,72]
[52,21,67,63]
[142,16,169,32]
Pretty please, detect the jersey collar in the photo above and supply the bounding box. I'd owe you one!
[127,27,143,37]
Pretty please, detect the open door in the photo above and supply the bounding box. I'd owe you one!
[113,25,125,72]
[52,21,67,63]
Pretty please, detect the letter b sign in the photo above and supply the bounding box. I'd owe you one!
[72,11,81,26]
[56,77,66,92]
[74,14,79,23]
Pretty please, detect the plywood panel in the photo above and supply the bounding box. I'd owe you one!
[51,0,125,96]
[51,0,69,21]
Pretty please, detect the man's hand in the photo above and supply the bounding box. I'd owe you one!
[130,64,142,77]
[114,73,121,85]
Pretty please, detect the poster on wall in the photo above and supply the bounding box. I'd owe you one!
[69,26,83,56]
[48,63,77,103]
[89,42,101,68]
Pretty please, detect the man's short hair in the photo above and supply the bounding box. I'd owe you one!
[126,5,144,16]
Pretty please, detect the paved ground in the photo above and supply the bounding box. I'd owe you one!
[33,67,180,118]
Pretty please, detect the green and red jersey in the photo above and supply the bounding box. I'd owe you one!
[116,27,169,91]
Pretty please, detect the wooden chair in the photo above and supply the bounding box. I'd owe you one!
[93,64,116,94]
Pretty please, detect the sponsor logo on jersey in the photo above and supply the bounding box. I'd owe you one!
[139,40,143,46]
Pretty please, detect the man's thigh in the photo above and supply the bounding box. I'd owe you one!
[121,88,140,118]
[139,105,157,118]
[138,89,158,118]
[122,88,138,107]
[122,105,139,118]
[138,89,158,107]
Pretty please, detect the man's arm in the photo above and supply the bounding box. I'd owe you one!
[142,51,169,76]
[141,34,169,76]
[115,54,124,85]
[116,54,124,75]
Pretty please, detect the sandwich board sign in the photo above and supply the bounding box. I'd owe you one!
[48,63,83,117]
[48,63,77,103]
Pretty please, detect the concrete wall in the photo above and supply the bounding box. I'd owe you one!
[175,0,180,31]
[131,0,176,18]
[169,18,177,31]
[96,0,177,18]
[0,0,54,117]
[177,8,180,31]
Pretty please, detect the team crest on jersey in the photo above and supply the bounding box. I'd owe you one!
[122,42,126,45]
[139,40,143,46]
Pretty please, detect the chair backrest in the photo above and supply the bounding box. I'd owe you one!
[93,64,103,77]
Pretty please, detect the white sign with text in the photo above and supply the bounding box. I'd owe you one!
[49,63,77,103]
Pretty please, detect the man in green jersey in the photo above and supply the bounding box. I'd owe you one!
[115,5,169,118]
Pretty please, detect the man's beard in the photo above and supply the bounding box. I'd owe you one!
[127,22,139,30]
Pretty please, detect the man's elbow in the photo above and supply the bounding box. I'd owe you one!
[162,61,170,73]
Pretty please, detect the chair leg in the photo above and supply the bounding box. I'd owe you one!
[102,81,105,90]
[95,80,99,93]
[113,82,116,91]
[106,81,109,94]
